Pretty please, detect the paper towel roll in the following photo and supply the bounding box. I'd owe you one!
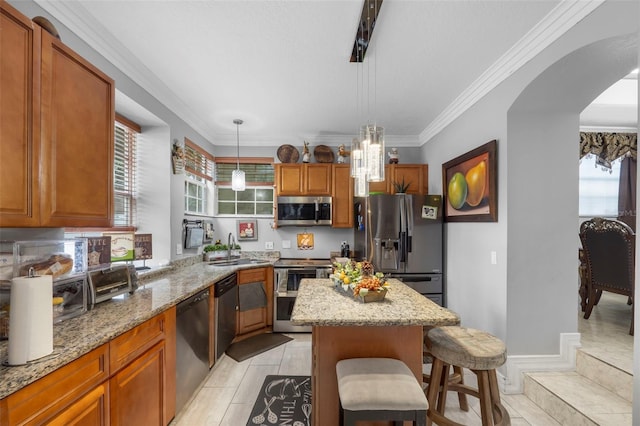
[8,274,53,365]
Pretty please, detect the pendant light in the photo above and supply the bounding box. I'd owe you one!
[352,0,385,196]
[232,119,245,191]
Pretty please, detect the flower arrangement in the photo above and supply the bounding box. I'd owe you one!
[330,260,389,298]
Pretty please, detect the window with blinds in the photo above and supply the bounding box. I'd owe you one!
[184,138,215,215]
[113,115,140,227]
[215,159,274,217]
[185,138,214,181]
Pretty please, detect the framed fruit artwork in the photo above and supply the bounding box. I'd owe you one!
[442,139,497,222]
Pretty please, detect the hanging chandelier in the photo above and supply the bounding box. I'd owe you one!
[232,119,245,191]
[350,0,385,197]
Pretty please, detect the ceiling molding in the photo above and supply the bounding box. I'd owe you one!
[34,0,219,143]
[580,125,638,133]
[209,133,419,147]
[419,0,606,145]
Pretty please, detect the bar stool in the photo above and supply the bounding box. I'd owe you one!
[426,326,509,426]
[336,357,428,426]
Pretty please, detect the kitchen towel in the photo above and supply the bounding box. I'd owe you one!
[8,274,53,365]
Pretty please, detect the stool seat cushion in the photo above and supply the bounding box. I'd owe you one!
[336,358,428,411]
[427,326,506,370]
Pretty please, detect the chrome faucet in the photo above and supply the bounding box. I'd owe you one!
[228,232,236,260]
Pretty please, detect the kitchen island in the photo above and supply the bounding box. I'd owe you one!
[291,278,459,426]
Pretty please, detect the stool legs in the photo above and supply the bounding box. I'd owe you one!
[426,360,510,426]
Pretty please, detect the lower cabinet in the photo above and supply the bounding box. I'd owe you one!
[0,307,176,426]
[48,382,110,426]
[236,266,274,336]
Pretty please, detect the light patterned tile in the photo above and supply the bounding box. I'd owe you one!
[203,354,250,388]
[501,393,561,426]
[278,342,312,376]
[249,342,285,365]
[232,364,280,404]
[175,386,236,426]
[219,402,253,426]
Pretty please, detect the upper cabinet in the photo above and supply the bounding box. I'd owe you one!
[0,2,115,228]
[368,164,428,195]
[331,164,353,228]
[275,163,332,196]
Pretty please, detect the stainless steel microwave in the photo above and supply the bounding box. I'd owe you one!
[276,196,332,226]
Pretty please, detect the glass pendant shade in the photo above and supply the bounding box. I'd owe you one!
[232,118,245,191]
[360,124,385,182]
[350,137,364,178]
[232,169,245,191]
[354,169,369,197]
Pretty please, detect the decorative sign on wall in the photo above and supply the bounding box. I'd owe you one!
[103,232,135,262]
[297,233,314,250]
[87,236,112,269]
[134,234,153,260]
[238,220,258,241]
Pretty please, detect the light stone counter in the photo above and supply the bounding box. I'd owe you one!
[0,258,274,400]
[290,278,459,327]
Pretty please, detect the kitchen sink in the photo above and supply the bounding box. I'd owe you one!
[208,258,267,267]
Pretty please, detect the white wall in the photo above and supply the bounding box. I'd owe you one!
[421,0,638,360]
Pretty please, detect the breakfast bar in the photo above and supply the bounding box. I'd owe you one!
[291,278,459,426]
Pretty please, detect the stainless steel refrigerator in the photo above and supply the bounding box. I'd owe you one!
[354,194,445,306]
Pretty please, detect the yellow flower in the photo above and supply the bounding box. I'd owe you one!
[343,277,351,284]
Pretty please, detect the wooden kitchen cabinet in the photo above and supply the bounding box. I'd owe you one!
[0,1,115,228]
[275,164,332,196]
[331,164,353,228]
[109,306,176,426]
[0,307,176,426]
[0,343,110,425]
[0,1,41,227]
[367,164,429,195]
[389,164,428,194]
[237,266,273,335]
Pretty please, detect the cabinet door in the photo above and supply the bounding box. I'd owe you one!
[331,165,353,228]
[39,30,115,227]
[390,165,428,194]
[48,382,110,426]
[237,268,268,335]
[305,164,332,195]
[368,165,390,194]
[275,164,304,195]
[0,2,41,227]
[110,341,165,426]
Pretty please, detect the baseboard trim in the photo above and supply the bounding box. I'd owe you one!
[498,332,582,394]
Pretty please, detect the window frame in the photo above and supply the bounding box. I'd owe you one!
[214,158,274,217]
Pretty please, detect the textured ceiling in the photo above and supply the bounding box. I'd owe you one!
[34,0,634,147]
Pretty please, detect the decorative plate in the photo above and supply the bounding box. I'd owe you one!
[313,145,334,163]
[277,144,300,163]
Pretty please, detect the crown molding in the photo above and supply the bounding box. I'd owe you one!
[419,0,606,145]
[34,0,219,142]
[211,133,420,147]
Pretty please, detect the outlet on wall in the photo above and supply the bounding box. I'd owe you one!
[282,240,291,249]
[176,244,183,255]
[265,241,274,250]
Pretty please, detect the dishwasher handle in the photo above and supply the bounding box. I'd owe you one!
[177,289,209,315]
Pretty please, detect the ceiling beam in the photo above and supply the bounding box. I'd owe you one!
[350,0,384,63]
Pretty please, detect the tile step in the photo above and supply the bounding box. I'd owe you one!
[524,370,632,426]
[576,348,633,403]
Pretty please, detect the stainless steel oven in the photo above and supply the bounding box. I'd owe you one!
[273,259,332,332]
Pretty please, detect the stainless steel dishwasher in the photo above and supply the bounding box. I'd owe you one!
[176,288,210,414]
[214,273,238,360]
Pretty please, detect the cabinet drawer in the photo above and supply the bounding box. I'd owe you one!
[2,343,109,425]
[110,311,168,373]
[238,268,265,284]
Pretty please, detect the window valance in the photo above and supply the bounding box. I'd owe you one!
[580,132,637,169]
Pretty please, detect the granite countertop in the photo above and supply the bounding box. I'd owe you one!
[290,278,460,327]
[0,256,275,400]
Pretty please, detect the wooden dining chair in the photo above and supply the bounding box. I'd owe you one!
[579,217,635,335]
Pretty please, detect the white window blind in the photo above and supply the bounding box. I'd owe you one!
[185,138,214,181]
[113,114,140,227]
[215,158,274,216]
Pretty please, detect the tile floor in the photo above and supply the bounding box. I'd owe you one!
[171,293,633,425]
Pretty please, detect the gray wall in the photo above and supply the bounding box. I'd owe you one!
[420,0,638,360]
[635,3,640,419]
